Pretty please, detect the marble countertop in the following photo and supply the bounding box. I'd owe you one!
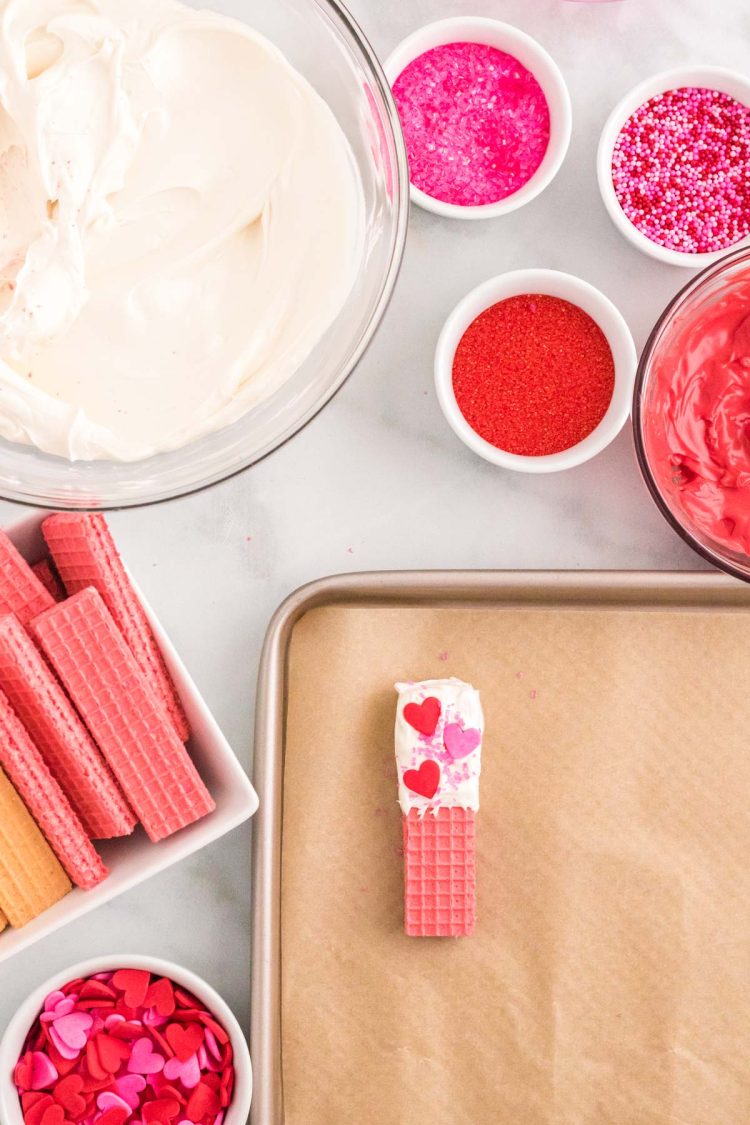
[0,0,744,1067]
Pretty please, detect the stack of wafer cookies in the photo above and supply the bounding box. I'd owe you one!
[0,515,216,932]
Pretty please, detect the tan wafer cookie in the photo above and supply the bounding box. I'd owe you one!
[0,907,7,933]
[0,764,71,927]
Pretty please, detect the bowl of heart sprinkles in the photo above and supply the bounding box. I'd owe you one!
[0,956,252,1125]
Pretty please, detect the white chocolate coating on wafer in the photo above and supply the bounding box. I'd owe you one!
[0,0,362,460]
[395,678,483,816]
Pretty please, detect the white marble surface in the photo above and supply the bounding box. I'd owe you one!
[0,0,745,1068]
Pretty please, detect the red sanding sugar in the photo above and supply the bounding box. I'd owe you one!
[392,42,550,207]
[452,295,615,456]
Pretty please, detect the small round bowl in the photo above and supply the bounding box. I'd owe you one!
[598,65,750,268]
[384,17,572,220]
[0,954,252,1125]
[435,269,637,473]
[634,244,750,581]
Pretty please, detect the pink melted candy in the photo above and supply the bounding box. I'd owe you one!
[392,42,551,207]
[643,268,750,555]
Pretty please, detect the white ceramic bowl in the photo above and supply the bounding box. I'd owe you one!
[597,66,750,268]
[384,17,572,219]
[0,512,258,964]
[435,269,637,473]
[0,954,252,1125]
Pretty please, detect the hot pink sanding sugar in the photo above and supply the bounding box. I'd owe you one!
[392,42,551,207]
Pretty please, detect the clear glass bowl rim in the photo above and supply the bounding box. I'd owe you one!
[632,243,750,582]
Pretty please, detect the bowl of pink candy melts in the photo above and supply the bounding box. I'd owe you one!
[0,956,252,1125]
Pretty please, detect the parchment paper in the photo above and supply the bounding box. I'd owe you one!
[281,604,750,1124]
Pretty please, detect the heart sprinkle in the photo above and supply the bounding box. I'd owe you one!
[13,970,236,1125]
[443,722,481,760]
[403,759,441,799]
[403,697,441,736]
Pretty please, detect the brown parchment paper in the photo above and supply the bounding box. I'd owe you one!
[281,605,750,1125]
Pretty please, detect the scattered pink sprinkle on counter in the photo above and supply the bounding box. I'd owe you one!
[392,42,551,207]
[611,86,750,254]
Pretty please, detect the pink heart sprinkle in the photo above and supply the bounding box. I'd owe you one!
[52,1011,93,1051]
[29,1051,58,1090]
[105,1014,126,1030]
[443,722,481,760]
[142,1007,168,1028]
[114,1073,146,1109]
[204,1029,221,1062]
[128,1037,165,1076]
[97,1091,133,1115]
[49,1026,82,1061]
[163,1052,201,1089]
[42,990,67,1013]
[41,997,76,1024]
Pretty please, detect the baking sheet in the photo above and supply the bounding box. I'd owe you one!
[280,599,750,1124]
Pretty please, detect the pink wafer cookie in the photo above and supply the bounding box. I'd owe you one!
[0,531,54,626]
[0,690,107,890]
[0,614,136,839]
[31,588,215,843]
[43,513,189,740]
[32,559,65,602]
[403,808,476,937]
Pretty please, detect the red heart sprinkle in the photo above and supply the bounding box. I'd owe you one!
[94,1034,130,1074]
[165,1023,203,1062]
[15,1051,33,1090]
[111,970,150,1009]
[53,1075,86,1117]
[403,759,441,798]
[79,980,116,1002]
[94,1110,129,1125]
[403,697,441,736]
[24,1093,55,1125]
[38,1106,67,1125]
[198,1015,229,1045]
[173,988,201,1010]
[144,978,176,1018]
[149,1027,173,1060]
[142,1098,181,1124]
[153,1082,185,1105]
[45,1044,76,1078]
[186,1082,220,1122]
[108,1022,142,1042]
[85,1040,109,1082]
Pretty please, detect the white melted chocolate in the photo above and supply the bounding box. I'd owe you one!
[0,0,362,460]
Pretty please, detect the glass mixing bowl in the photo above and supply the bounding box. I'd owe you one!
[634,246,750,581]
[0,0,408,509]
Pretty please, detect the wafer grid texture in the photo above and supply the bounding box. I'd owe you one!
[0,613,135,840]
[43,514,190,740]
[0,689,107,889]
[32,589,215,843]
[0,532,54,626]
[0,764,70,927]
[32,559,65,602]
[403,808,476,937]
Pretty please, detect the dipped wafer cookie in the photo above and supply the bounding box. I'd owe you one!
[0,764,71,927]
[0,691,107,890]
[0,531,54,626]
[42,513,189,740]
[31,588,215,843]
[395,678,483,937]
[0,613,136,839]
